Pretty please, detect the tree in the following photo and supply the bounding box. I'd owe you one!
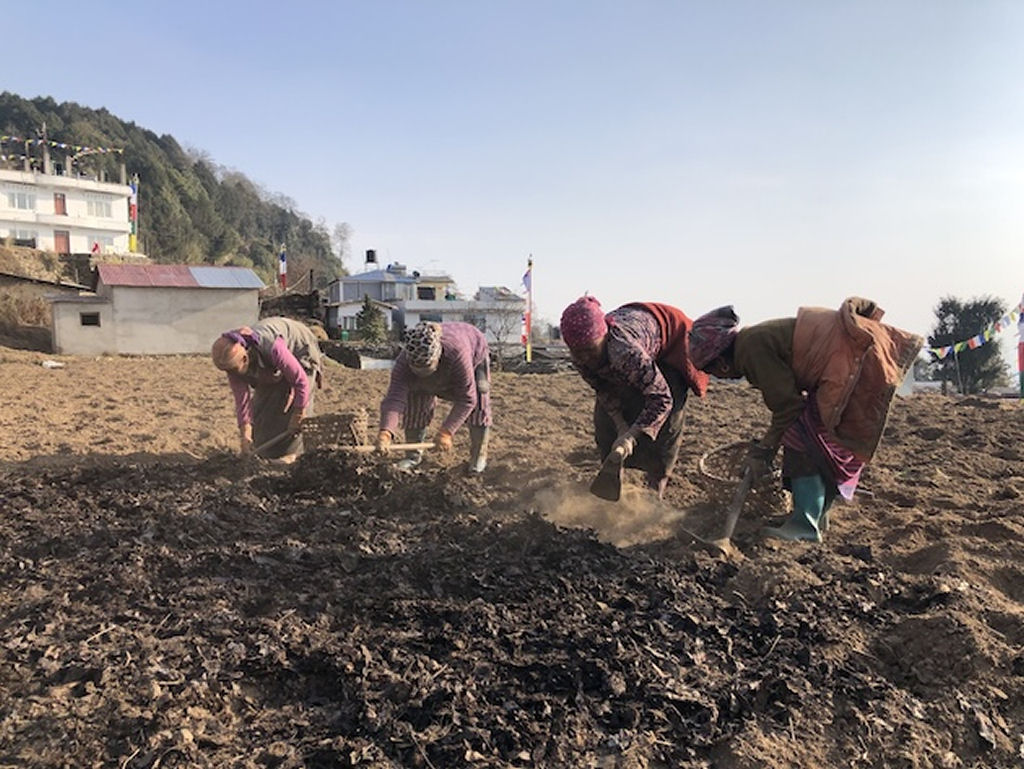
[486,306,524,370]
[928,295,1010,394]
[356,294,388,345]
[0,92,342,282]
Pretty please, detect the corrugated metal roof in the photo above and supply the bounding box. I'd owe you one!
[345,268,417,283]
[96,263,262,289]
[97,264,197,287]
[189,266,265,289]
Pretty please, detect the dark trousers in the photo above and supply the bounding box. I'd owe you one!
[593,364,688,481]
[252,378,315,458]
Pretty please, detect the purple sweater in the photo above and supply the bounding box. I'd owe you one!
[227,336,309,427]
[380,322,489,435]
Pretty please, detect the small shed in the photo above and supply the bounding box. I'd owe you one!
[51,263,264,355]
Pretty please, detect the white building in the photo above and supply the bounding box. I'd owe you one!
[51,263,263,355]
[0,167,132,254]
[398,287,526,350]
[325,251,526,349]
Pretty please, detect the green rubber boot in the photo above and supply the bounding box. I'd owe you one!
[763,475,828,543]
[467,425,489,474]
[396,427,427,471]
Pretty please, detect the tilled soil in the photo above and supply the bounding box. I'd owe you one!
[0,351,1022,768]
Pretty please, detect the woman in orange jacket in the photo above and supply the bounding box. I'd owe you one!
[689,298,921,542]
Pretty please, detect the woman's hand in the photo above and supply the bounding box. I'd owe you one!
[239,424,254,455]
[610,427,638,458]
[743,441,776,481]
[435,430,454,452]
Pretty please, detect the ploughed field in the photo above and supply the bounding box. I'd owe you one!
[1,349,1022,768]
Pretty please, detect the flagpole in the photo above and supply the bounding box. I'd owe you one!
[1018,293,1024,399]
[128,174,139,253]
[526,255,533,364]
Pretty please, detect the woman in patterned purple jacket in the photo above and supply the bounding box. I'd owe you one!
[560,296,707,499]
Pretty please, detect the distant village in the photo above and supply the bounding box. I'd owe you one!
[0,149,546,360]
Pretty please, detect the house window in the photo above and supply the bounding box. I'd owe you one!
[4,189,36,210]
[54,192,67,215]
[420,312,443,323]
[80,312,101,327]
[337,316,366,331]
[417,286,437,300]
[86,196,113,217]
[7,229,38,247]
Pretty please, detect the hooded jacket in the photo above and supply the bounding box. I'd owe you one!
[792,297,922,459]
[734,297,922,460]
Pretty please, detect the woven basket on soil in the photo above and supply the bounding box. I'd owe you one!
[698,441,790,515]
[302,409,369,450]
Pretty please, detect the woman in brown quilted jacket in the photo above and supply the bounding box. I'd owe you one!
[689,298,922,542]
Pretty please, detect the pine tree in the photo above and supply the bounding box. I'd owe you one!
[356,294,388,345]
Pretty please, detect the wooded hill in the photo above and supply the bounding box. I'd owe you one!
[0,92,346,289]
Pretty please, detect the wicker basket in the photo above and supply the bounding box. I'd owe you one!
[302,409,369,450]
[698,441,790,515]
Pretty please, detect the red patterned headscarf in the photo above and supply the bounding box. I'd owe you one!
[560,296,608,350]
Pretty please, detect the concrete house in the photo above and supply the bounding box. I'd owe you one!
[398,286,526,350]
[51,263,263,355]
[324,251,412,334]
[326,250,526,348]
[333,251,418,304]
[1,163,133,255]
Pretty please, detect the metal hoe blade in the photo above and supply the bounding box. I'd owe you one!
[589,446,626,502]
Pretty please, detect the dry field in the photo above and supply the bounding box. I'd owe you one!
[1,347,1022,768]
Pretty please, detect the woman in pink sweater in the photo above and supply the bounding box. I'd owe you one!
[377,321,492,474]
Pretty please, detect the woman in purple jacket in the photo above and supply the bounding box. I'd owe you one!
[210,316,323,463]
[376,321,492,473]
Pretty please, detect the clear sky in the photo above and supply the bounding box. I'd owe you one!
[6,1,1023,366]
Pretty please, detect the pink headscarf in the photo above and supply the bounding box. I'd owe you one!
[560,296,608,350]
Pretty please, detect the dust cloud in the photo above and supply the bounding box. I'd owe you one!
[529,480,691,547]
